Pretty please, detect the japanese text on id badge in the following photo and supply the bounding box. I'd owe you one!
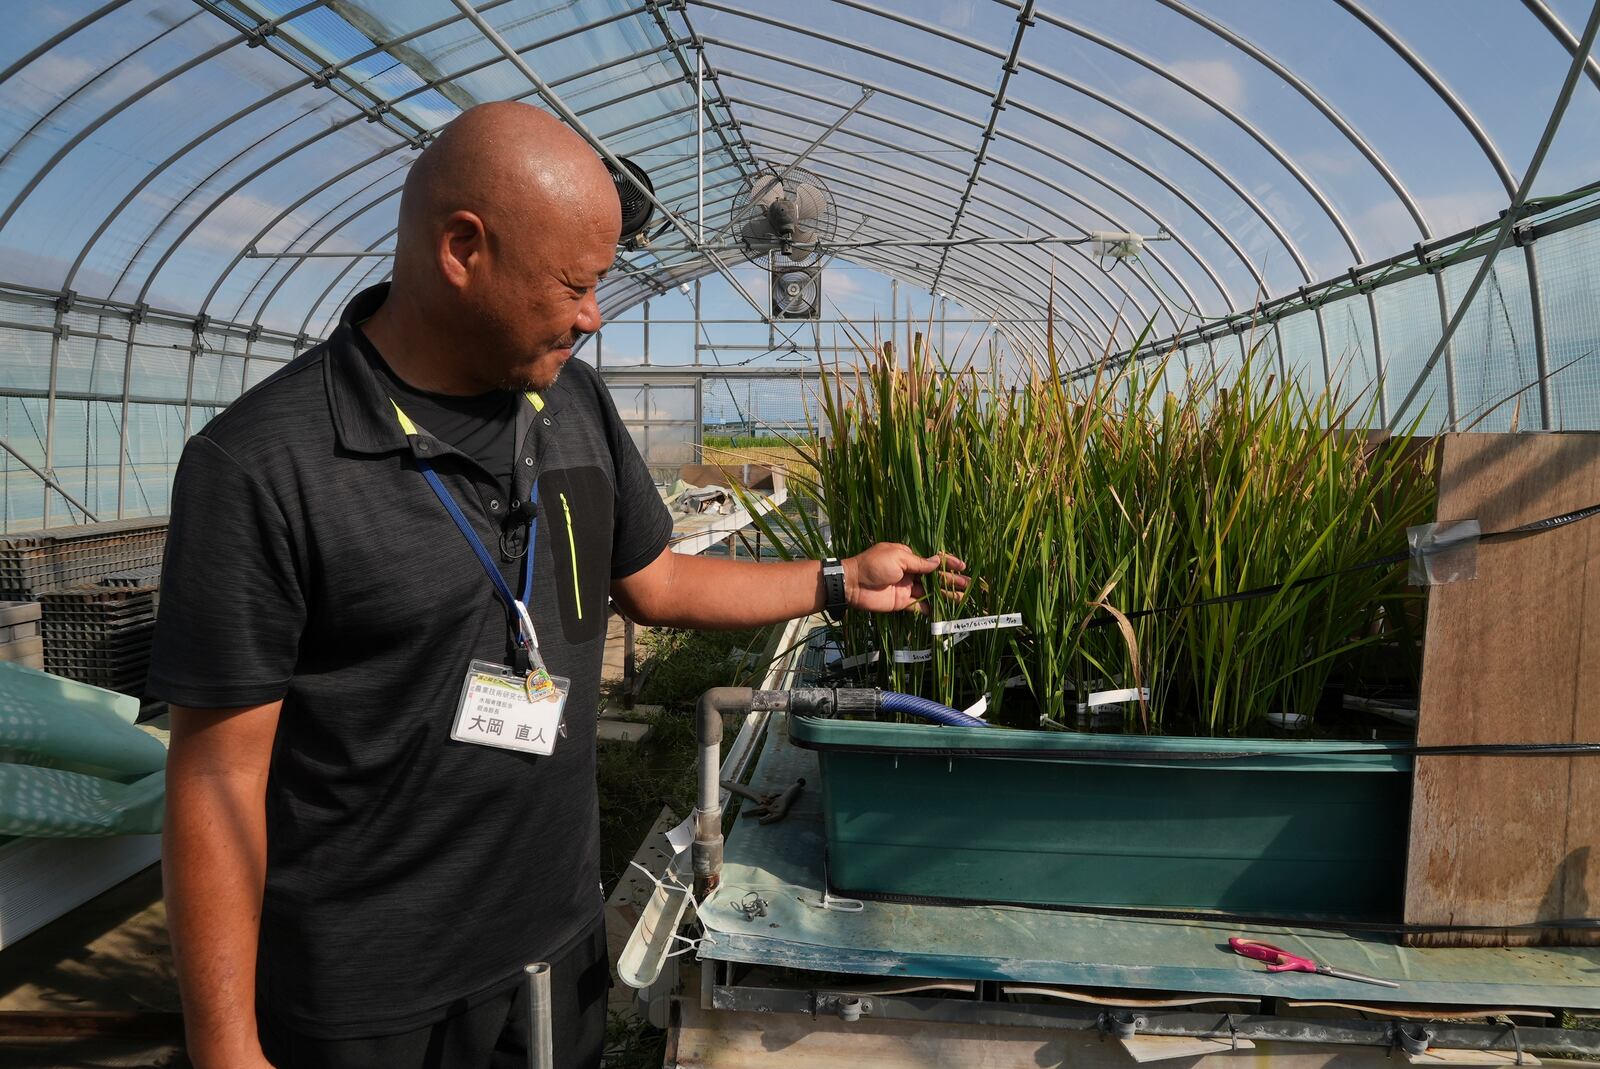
[451,659,569,756]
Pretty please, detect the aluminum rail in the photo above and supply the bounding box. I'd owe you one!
[711,101,1184,337]
[757,155,1119,352]
[196,35,681,319]
[1143,0,1429,243]
[1094,183,1600,380]
[699,36,1262,310]
[930,0,1035,295]
[199,0,432,145]
[712,65,1237,313]
[447,0,773,323]
[214,45,733,328]
[0,436,99,523]
[0,0,138,86]
[1334,0,1516,198]
[1521,0,1600,92]
[1388,0,1600,428]
[240,97,744,326]
[731,133,1126,345]
[697,0,1297,293]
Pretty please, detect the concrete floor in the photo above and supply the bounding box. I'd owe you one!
[0,865,183,1067]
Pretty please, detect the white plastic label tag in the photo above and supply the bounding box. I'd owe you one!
[929,613,1023,637]
[451,659,569,756]
[665,812,696,855]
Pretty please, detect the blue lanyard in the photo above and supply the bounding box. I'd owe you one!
[390,396,541,655]
[415,459,537,640]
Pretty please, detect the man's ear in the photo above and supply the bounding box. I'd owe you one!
[438,210,487,290]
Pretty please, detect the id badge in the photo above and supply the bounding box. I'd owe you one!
[451,659,570,756]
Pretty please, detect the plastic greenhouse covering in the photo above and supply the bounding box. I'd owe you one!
[0,0,1595,529]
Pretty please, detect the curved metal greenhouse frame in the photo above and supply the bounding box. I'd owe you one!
[0,0,1595,527]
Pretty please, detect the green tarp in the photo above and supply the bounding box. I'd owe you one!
[0,662,166,837]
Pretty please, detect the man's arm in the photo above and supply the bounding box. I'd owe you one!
[611,542,968,629]
[164,701,282,1069]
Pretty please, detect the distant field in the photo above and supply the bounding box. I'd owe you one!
[703,434,811,450]
[700,438,817,484]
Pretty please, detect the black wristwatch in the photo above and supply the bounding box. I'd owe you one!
[821,557,848,624]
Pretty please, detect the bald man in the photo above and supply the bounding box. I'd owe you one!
[151,102,965,1069]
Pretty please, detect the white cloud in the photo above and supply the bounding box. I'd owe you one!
[1126,59,1248,122]
[824,267,864,300]
[187,192,318,255]
[1357,188,1507,244]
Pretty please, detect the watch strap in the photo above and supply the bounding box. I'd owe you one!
[821,557,847,623]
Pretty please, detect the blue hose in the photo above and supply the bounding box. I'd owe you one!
[879,690,990,728]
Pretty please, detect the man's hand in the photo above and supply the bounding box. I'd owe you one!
[845,544,969,615]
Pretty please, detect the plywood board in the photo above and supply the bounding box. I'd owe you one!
[1405,432,1600,946]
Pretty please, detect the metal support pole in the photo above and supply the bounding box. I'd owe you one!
[642,298,650,366]
[769,86,873,193]
[523,963,553,1069]
[890,278,898,351]
[0,436,97,522]
[1523,240,1553,429]
[115,316,141,518]
[182,320,200,443]
[1313,304,1332,395]
[1433,270,1460,429]
[696,42,704,248]
[940,296,948,359]
[693,279,703,366]
[42,299,65,528]
[1389,0,1600,428]
[1366,291,1387,426]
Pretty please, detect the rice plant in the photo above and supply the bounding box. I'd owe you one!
[740,319,1436,737]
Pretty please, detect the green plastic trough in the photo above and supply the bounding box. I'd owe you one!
[788,716,1413,920]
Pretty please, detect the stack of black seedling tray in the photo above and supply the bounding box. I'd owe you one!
[0,517,167,601]
[40,565,162,695]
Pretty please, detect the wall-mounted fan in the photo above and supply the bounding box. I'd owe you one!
[608,156,655,246]
[729,163,838,265]
[771,255,821,320]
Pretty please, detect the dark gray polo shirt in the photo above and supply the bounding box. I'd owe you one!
[148,284,672,1037]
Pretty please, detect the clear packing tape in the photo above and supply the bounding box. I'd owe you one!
[1408,519,1481,586]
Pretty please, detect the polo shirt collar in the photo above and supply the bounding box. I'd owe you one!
[325,283,565,457]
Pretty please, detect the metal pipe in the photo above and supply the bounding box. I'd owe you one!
[0,435,97,522]
[694,687,752,899]
[931,0,1035,295]
[696,43,704,247]
[522,962,553,1069]
[1524,239,1553,429]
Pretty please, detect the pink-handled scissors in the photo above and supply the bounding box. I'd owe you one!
[1229,937,1399,988]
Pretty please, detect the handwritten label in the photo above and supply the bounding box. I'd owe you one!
[929,613,1023,637]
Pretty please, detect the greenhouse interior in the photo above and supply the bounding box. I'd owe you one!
[0,2,1597,1067]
